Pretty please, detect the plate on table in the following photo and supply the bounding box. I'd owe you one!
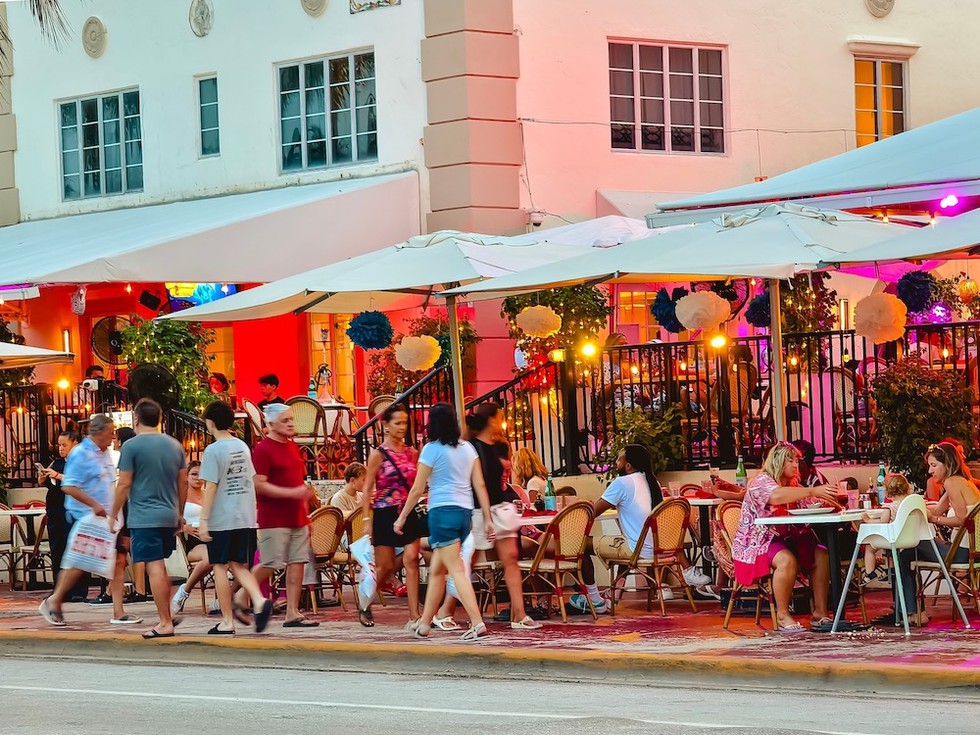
[788,507,835,516]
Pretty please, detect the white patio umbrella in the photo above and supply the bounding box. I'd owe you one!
[0,342,74,369]
[162,217,659,421]
[826,206,980,266]
[443,204,917,438]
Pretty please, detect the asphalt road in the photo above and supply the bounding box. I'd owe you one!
[1,658,978,735]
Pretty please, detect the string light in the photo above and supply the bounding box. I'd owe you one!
[125,284,133,294]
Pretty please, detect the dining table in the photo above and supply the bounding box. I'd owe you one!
[0,507,47,546]
[755,508,864,611]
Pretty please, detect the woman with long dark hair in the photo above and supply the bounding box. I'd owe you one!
[466,403,541,629]
[360,403,422,627]
[38,429,80,590]
[394,403,494,640]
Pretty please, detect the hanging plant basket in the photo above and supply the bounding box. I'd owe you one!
[346,310,394,350]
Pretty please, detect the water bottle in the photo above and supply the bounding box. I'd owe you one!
[543,474,557,512]
[307,377,317,399]
[876,461,887,506]
[735,455,747,489]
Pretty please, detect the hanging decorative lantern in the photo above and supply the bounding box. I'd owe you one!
[515,305,562,338]
[346,310,394,350]
[395,335,442,371]
[675,291,731,334]
[958,277,979,305]
[896,270,937,313]
[854,292,907,344]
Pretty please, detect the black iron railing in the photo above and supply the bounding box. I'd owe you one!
[353,366,453,463]
[167,409,212,463]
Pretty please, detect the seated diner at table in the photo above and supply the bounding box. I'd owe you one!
[893,442,980,627]
[731,442,838,632]
[571,444,712,614]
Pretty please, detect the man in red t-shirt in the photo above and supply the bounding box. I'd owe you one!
[246,404,319,628]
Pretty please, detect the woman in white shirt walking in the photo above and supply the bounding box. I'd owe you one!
[394,403,495,641]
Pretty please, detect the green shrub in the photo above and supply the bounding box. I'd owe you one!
[871,356,973,489]
[599,403,685,480]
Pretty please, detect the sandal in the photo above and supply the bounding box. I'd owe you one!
[459,623,490,641]
[207,623,235,635]
[432,616,461,631]
[412,621,431,639]
[776,621,806,633]
[39,598,65,627]
[358,608,375,628]
[510,615,543,630]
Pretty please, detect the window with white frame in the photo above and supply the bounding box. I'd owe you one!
[854,59,906,148]
[608,42,725,154]
[59,89,143,200]
[278,51,377,171]
[199,76,220,156]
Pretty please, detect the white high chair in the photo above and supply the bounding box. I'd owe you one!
[832,495,971,636]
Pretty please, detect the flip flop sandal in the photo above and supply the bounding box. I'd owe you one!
[412,622,431,639]
[207,624,235,635]
[283,618,320,628]
[254,599,274,634]
[459,623,490,641]
[510,616,543,630]
[358,609,375,628]
[38,599,66,627]
[432,616,462,631]
[141,629,175,639]
[776,622,807,633]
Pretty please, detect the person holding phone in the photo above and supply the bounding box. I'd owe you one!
[39,430,80,592]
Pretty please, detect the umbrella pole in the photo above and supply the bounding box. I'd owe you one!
[768,279,788,441]
[445,294,467,426]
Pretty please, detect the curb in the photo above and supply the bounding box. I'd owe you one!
[2,630,978,693]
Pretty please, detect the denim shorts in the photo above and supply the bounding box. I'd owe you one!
[130,527,178,564]
[427,505,472,549]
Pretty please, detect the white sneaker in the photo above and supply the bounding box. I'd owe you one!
[683,566,712,587]
[659,585,674,600]
[568,594,609,614]
[171,585,189,615]
[110,614,143,625]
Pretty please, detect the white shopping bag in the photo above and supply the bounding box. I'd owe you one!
[63,513,117,579]
[349,535,376,610]
[446,533,476,602]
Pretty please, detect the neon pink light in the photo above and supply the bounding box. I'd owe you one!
[940,194,959,209]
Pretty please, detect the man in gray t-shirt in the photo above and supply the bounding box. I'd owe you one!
[199,436,257,532]
[112,398,187,638]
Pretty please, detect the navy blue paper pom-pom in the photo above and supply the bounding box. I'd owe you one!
[896,271,937,314]
[346,311,394,350]
[745,292,772,328]
[651,287,688,333]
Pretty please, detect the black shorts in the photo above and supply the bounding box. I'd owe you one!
[372,505,420,547]
[207,528,256,566]
[131,527,178,564]
[184,534,205,553]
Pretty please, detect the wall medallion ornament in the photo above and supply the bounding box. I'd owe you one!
[302,0,328,17]
[189,0,214,37]
[82,16,107,58]
[350,0,400,13]
[865,0,895,18]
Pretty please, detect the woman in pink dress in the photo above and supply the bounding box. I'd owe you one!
[731,442,837,632]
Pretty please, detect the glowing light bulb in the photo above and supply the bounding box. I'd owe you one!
[679,361,687,371]
[540,396,549,406]
[940,194,959,209]
[630,364,639,376]
[789,355,799,367]
[125,284,133,294]
[56,378,70,390]
[709,334,727,349]
[942,348,950,359]
[580,342,597,358]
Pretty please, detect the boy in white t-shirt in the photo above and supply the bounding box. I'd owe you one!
[196,401,273,635]
[570,445,711,614]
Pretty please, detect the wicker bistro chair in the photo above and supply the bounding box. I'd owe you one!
[241,398,265,446]
[604,498,698,617]
[913,502,980,617]
[0,504,25,591]
[517,501,596,623]
[285,396,328,479]
[309,506,348,611]
[717,500,779,630]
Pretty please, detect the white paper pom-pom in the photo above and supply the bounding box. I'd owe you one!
[395,335,442,371]
[675,291,731,333]
[515,305,562,338]
[854,293,907,344]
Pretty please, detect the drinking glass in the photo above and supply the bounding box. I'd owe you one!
[668,481,682,498]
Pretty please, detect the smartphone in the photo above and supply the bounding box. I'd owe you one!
[34,462,48,474]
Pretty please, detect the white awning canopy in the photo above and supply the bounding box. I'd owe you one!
[163,216,654,322]
[832,206,980,265]
[0,342,74,369]
[0,172,420,286]
[654,108,980,222]
[443,204,915,301]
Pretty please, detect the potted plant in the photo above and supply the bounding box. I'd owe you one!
[871,356,973,490]
[598,403,685,480]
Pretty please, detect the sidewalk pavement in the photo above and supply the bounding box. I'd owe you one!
[2,587,978,693]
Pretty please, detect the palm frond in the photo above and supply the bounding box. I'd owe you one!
[28,0,69,45]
